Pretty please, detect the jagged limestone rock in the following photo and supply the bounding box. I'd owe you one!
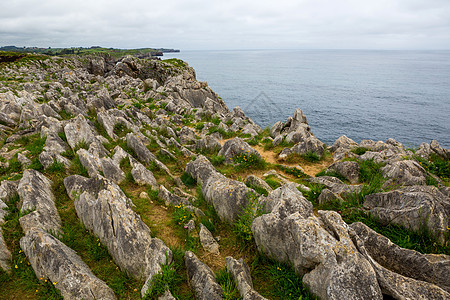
[327,161,360,184]
[351,228,450,300]
[199,224,220,255]
[364,185,450,244]
[0,229,11,272]
[64,114,98,150]
[158,185,190,207]
[20,228,116,300]
[351,222,450,293]
[130,158,158,188]
[186,155,255,223]
[252,185,383,300]
[17,170,61,235]
[381,160,428,186]
[64,175,172,290]
[226,256,267,300]
[245,175,272,194]
[185,251,224,300]
[218,137,261,164]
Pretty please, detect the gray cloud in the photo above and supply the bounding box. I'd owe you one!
[1,0,449,49]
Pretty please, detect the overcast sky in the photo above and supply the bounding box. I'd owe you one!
[1,0,450,50]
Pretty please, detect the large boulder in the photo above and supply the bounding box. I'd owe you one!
[130,159,158,188]
[185,251,224,300]
[326,161,360,184]
[17,170,61,235]
[351,222,450,293]
[64,174,172,294]
[63,114,98,150]
[381,160,427,186]
[20,228,116,299]
[218,137,261,164]
[186,155,255,223]
[126,133,156,165]
[251,185,383,300]
[351,228,450,300]
[364,185,450,244]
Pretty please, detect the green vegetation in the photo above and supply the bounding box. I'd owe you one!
[251,254,317,300]
[215,267,241,300]
[233,191,265,245]
[233,153,266,171]
[416,154,449,185]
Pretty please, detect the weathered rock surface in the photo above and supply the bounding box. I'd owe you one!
[158,185,190,206]
[0,229,11,272]
[308,176,361,197]
[318,188,344,205]
[130,158,158,188]
[351,222,450,293]
[64,174,172,294]
[351,228,450,300]
[17,170,61,235]
[64,114,98,150]
[101,157,126,184]
[245,175,273,194]
[327,161,360,184]
[185,251,224,300]
[252,184,383,300]
[186,155,255,223]
[199,223,220,254]
[20,228,116,299]
[226,256,267,300]
[364,185,450,244]
[381,160,427,186]
[218,137,261,164]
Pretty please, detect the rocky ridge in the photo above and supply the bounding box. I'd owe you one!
[0,52,448,299]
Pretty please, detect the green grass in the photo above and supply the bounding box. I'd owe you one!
[276,164,309,179]
[351,147,369,155]
[0,194,63,299]
[233,191,265,246]
[143,248,192,300]
[343,210,449,255]
[251,254,317,300]
[215,267,241,300]
[264,176,282,190]
[180,172,196,188]
[416,153,449,183]
[233,153,266,171]
[246,182,269,197]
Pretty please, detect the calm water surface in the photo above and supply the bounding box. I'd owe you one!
[164,50,450,148]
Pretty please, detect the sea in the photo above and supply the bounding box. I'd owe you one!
[163,50,450,149]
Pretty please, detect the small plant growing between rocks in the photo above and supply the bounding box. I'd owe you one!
[233,153,266,171]
[233,191,265,245]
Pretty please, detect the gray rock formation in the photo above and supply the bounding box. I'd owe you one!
[0,229,11,272]
[101,157,126,184]
[318,188,344,205]
[158,185,190,207]
[218,137,261,164]
[226,256,267,300]
[185,251,224,300]
[20,228,116,299]
[186,155,255,223]
[350,227,450,300]
[17,170,61,235]
[252,184,383,300]
[245,175,272,194]
[64,114,98,150]
[364,185,450,244]
[64,174,172,294]
[351,222,450,293]
[199,223,220,254]
[381,160,428,186]
[308,176,361,197]
[130,159,158,188]
[327,161,360,184]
